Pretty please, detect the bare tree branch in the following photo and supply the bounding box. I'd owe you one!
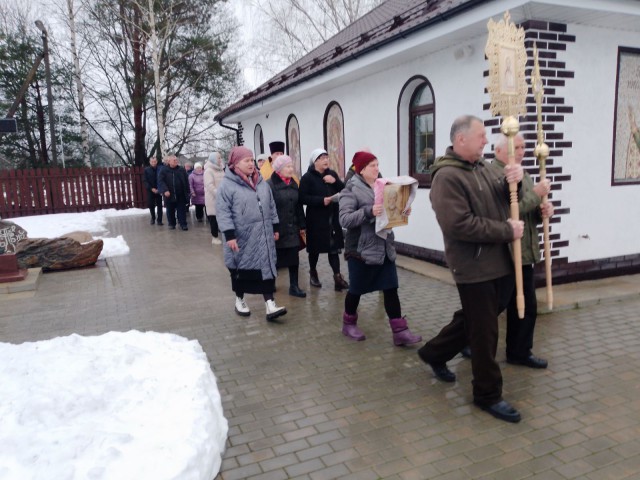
[246,0,382,84]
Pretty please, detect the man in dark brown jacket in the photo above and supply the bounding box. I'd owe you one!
[417,115,524,423]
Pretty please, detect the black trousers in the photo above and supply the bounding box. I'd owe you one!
[506,264,537,360]
[147,192,163,222]
[418,274,514,406]
[207,215,219,237]
[166,196,187,227]
[344,288,401,319]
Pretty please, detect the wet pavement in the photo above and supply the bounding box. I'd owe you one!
[2,213,640,480]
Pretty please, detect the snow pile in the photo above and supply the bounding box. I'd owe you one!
[10,208,148,259]
[0,331,228,480]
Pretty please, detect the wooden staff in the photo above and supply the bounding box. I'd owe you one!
[502,116,525,318]
[531,44,553,310]
[486,11,528,318]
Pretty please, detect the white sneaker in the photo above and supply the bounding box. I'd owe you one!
[265,299,287,321]
[235,297,250,317]
[212,237,222,245]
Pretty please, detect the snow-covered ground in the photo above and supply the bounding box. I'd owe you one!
[0,331,228,480]
[10,208,149,259]
[1,210,228,480]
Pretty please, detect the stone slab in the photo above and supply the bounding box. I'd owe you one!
[0,267,42,294]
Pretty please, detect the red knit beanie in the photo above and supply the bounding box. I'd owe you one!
[352,151,377,174]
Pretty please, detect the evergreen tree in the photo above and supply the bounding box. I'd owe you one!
[0,23,82,169]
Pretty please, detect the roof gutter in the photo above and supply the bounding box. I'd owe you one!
[218,118,241,145]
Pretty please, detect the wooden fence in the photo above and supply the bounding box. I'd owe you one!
[0,166,147,219]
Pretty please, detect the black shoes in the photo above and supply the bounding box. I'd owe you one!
[507,354,548,369]
[289,285,307,298]
[429,363,456,383]
[474,399,521,423]
[333,273,349,291]
[309,270,322,288]
[169,225,176,230]
[180,225,188,231]
[157,221,164,225]
[150,218,155,225]
[417,348,456,383]
[462,347,547,369]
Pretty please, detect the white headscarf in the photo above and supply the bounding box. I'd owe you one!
[309,148,328,166]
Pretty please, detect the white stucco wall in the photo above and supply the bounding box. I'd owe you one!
[238,19,640,266]
[560,24,640,263]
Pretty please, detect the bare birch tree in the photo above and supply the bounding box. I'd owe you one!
[74,0,238,166]
[146,0,167,159]
[66,0,91,166]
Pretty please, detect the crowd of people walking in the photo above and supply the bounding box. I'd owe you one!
[142,114,554,424]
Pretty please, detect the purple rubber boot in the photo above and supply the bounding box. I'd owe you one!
[389,317,422,346]
[342,312,366,341]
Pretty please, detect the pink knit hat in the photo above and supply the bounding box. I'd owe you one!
[227,146,253,168]
[272,155,293,173]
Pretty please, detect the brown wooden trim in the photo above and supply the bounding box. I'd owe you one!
[396,75,436,188]
[611,46,640,187]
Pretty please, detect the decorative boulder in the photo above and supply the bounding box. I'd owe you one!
[15,237,103,271]
[60,231,94,243]
[0,220,29,254]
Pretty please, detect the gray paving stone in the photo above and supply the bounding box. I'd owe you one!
[3,215,640,480]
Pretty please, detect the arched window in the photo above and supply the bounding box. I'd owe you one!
[253,124,264,157]
[398,77,435,187]
[323,102,345,179]
[285,115,302,177]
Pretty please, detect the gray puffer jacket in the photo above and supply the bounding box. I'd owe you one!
[216,167,279,280]
[339,174,396,265]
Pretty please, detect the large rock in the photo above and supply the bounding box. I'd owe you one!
[15,237,103,271]
[0,220,29,254]
[60,231,94,243]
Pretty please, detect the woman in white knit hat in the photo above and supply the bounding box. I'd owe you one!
[298,148,348,291]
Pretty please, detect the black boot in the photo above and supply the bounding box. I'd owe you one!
[309,269,322,288]
[289,285,306,297]
[289,267,307,297]
[333,273,349,291]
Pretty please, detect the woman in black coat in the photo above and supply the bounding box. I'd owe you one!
[267,155,307,297]
[298,148,349,291]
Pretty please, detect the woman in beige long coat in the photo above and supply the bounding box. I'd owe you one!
[204,151,226,245]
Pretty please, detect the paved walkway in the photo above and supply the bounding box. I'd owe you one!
[2,214,640,480]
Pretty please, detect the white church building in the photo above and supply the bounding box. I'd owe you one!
[216,0,640,284]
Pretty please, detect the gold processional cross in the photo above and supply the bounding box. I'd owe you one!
[485,11,528,318]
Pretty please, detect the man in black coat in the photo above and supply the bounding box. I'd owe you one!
[143,156,163,225]
[158,154,190,230]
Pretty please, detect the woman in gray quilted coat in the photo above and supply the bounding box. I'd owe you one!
[338,151,421,346]
[216,146,287,321]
